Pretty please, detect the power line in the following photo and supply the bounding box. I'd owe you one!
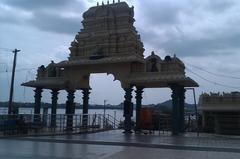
[0,47,12,50]
[15,68,36,72]
[185,62,240,80]
[186,68,240,90]
[0,67,36,73]
[0,47,13,51]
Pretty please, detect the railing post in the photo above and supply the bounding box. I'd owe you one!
[114,111,116,129]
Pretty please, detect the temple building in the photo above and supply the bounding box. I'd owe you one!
[199,92,240,135]
[22,1,198,135]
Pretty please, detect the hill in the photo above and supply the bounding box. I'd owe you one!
[0,100,196,113]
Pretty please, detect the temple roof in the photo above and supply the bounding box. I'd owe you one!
[57,55,144,67]
[21,78,68,90]
[145,51,162,61]
[128,72,199,88]
[83,2,133,19]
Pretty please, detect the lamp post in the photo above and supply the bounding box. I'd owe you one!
[103,100,107,127]
[8,49,20,114]
[104,100,107,117]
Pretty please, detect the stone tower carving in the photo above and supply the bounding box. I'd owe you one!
[69,2,144,60]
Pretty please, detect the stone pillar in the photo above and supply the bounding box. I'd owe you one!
[202,112,206,130]
[179,87,186,133]
[65,90,75,131]
[170,84,180,135]
[34,87,43,123]
[135,87,144,132]
[51,89,59,128]
[82,88,90,127]
[123,87,133,133]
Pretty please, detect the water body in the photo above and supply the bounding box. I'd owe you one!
[0,108,136,122]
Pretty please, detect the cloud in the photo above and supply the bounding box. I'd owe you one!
[0,4,33,25]
[134,0,240,57]
[1,0,240,104]
[2,0,72,10]
[2,0,239,55]
[154,31,240,57]
[29,12,82,34]
[137,0,181,26]
[205,0,236,13]
[1,0,88,35]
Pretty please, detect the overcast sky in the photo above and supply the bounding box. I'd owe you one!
[1,0,240,105]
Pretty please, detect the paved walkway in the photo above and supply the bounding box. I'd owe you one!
[23,130,240,152]
[1,130,240,158]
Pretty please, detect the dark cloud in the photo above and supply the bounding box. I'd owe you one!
[29,12,82,34]
[137,1,180,26]
[135,0,240,57]
[1,0,86,34]
[0,16,21,25]
[141,26,240,57]
[1,0,240,55]
[206,0,236,13]
[161,34,240,57]
[2,0,71,10]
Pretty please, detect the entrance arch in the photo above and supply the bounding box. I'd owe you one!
[89,73,124,106]
[22,2,198,135]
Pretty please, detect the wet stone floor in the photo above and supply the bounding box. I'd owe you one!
[1,130,240,159]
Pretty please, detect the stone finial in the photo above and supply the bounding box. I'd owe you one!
[97,2,99,6]
[151,51,155,55]
[118,0,120,2]
[107,0,109,4]
[113,0,115,3]
[37,65,46,78]
[174,54,176,58]
[102,1,104,5]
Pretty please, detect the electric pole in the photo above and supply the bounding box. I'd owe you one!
[8,48,20,115]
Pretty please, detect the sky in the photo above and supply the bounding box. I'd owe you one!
[1,0,240,105]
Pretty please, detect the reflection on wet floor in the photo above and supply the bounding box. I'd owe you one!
[0,139,240,159]
[28,130,240,150]
[0,140,123,159]
[1,130,240,159]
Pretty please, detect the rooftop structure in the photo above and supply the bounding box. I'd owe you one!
[199,92,240,111]
[199,92,240,135]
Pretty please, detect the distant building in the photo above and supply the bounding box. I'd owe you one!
[199,92,240,135]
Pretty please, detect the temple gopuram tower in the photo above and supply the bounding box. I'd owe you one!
[69,2,144,60]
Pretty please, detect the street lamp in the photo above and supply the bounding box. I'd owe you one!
[104,100,107,117]
[103,100,107,127]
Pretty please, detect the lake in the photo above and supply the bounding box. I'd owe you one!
[0,108,136,122]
